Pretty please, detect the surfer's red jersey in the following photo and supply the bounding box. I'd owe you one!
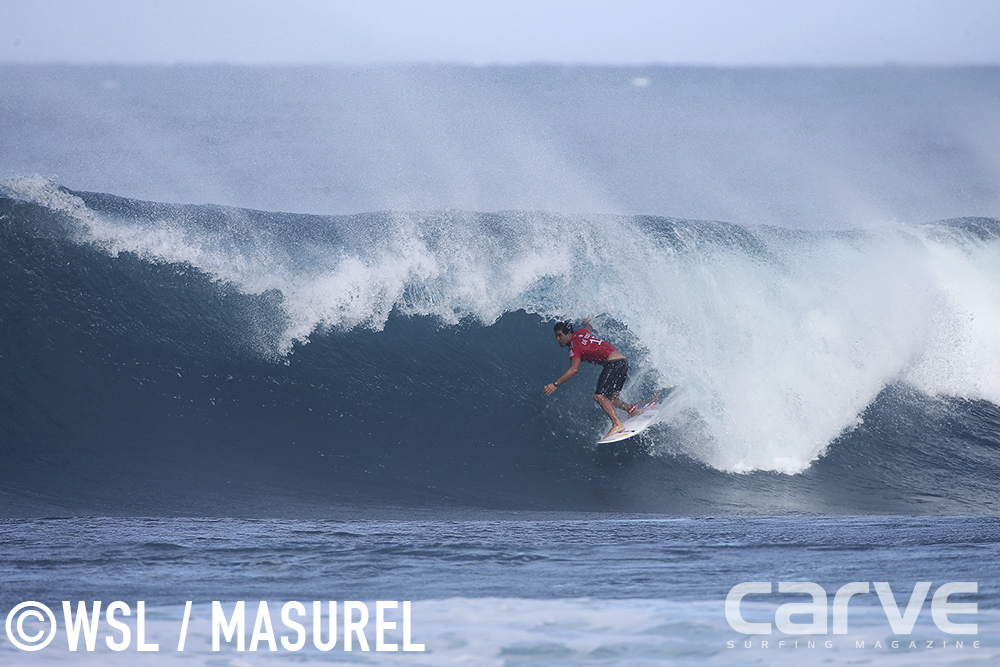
[568,329,619,364]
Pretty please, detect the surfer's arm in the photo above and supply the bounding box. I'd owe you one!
[544,357,581,395]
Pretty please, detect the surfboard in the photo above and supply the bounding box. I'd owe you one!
[596,388,685,445]
[597,399,661,444]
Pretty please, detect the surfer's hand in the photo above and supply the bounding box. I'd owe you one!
[544,383,557,396]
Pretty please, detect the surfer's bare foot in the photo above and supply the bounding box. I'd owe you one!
[604,424,625,439]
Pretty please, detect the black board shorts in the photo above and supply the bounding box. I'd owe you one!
[595,358,628,398]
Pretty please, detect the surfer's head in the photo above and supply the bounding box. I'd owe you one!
[553,321,573,346]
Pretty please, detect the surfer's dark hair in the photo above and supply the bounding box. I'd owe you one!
[553,321,573,335]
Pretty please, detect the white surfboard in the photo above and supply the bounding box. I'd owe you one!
[597,399,662,444]
[597,387,681,445]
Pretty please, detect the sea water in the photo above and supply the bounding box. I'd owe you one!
[2,64,1000,664]
[1,516,999,665]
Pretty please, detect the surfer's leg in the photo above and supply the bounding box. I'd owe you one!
[595,360,628,399]
[594,394,625,437]
[597,360,631,414]
[611,393,633,412]
[595,359,630,437]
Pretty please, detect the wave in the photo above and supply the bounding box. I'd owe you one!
[2,177,1000,515]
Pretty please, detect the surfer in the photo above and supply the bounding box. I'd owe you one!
[544,320,639,439]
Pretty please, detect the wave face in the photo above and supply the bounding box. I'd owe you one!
[3,179,1000,515]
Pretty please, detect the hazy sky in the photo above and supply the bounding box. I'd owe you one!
[3,0,999,66]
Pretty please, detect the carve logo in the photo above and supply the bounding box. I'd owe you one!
[726,582,978,635]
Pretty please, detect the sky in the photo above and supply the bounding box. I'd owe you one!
[2,0,1000,67]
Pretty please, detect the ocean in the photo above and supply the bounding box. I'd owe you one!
[2,63,1000,665]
